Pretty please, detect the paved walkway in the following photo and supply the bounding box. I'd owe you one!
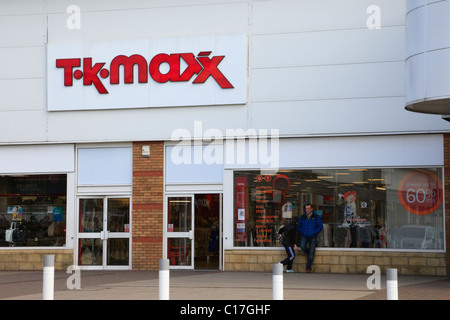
[0,270,448,301]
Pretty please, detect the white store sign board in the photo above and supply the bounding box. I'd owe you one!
[47,34,247,111]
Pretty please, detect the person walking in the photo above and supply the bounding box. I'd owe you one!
[297,203,323,272]
[278,216,298,272]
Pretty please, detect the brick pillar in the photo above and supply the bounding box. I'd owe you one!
[444,133,450,276]
[132,141,164,270]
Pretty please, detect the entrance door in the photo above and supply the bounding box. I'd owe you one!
[77,197,131,269]
[165,193,222,270]
[194,194,221,270]
[166,195,194,269]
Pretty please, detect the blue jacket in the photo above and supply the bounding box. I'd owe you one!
[297,213,323,238]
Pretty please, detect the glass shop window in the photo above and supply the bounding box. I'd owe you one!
[233,168,444,251]
[0,174,67,247]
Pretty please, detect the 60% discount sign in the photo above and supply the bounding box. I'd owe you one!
[398,170,443,215]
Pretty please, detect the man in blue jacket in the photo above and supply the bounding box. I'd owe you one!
[297,203,323,272]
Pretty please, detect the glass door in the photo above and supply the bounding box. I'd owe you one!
[166,195,194,269]
[194,193,222,270]
[77,197,131,269]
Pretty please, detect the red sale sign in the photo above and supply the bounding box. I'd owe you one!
[235,177,247,242]
[398,170,443,215]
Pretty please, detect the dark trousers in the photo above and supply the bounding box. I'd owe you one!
[299,236,317,269]
[280,246,296,270]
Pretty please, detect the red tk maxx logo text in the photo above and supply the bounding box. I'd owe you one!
[56,51,234,94]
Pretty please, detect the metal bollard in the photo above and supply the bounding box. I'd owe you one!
[42,255,55,300]
[386,268,398,300]
[159,259,170,300]
[272,263,283,300]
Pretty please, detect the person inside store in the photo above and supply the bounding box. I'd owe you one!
[278,216,298,273]
[297,203,323,272]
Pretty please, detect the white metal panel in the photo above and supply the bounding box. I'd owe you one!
[251,62,404,103]
[0,0,44,15]
[165,145,224,184]
[47,2,249,43]
[46,0,247,12]
[405,54,426,104]
[0,79,45,111]
[165,184,223,193]
[77,185,132,195]
[406,0,443,12]
[276,135,443,168]
[251,97,450,137]
[0,110,47,143]
[0,14,44,47]
[406,0,425,13]
[47,104,248,142]
[0,144,74,173]
[252,0,405,35]
[405,7,426,57]
[405,0,450,112]
[426,49,450,99]
[223,134,444,170]
[253,27,404,69]
[426,1,450,51]
[77,147,132,185]
[0,47,45,80]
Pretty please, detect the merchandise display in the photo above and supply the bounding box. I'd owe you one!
[233,168,444,250]
[0,175,67,247]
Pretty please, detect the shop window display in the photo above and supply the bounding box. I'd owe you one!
[0,175,67,247]
[233,168,444,251]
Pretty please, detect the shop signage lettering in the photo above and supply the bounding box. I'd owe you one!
[47,34,246,110]
[56,52,234,94]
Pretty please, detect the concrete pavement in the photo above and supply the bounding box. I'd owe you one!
[0,269,448,301]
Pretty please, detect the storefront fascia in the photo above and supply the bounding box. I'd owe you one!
[164,143,224,270]
[0,143,134,271]
[222,134,447,275]
[75,144,133,270]
[0,144,76,270]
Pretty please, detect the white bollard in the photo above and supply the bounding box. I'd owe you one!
[272,263,283,300]
[386,268,398,300]
[42,255,55,300]
[159,259,170,300]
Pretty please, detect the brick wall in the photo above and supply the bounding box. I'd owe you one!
[225,250,447,275]
[444,133,450,275]
[132,141,164,270]
[0,249,72,271]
